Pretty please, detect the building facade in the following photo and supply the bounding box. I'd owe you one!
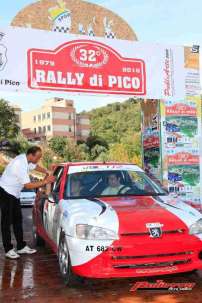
[21,98,90,141]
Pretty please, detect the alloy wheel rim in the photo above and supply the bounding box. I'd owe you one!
[59,238,69,275]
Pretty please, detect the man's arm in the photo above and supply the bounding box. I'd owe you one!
[34,165,49,176]
[24,175,55,190]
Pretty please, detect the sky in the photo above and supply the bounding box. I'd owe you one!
[0,0,202,112]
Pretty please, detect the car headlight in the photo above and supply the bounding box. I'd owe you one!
[189,219,202,235]
[76,224,119,240]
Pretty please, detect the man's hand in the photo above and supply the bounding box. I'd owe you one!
[35,165,50,176]
[44,175,55,185]
[24,175,55,190]
[24,176,55,189]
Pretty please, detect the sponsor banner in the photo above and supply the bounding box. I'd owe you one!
[162,98,201,149]
[165,102,197,116]
[160,96,202,209]
[141,45,201,210]
[142,97,202,209]
[0,26,185,98]
[185,69,201,96]
[141,100,162,180]
[143,135,160,149]
[167,163,201,201]
[184,46,201,96]
[167,150,199,166]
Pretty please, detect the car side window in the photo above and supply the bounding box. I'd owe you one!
[52,167,64,193]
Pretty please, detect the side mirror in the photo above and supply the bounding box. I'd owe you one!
[48,192,59,204]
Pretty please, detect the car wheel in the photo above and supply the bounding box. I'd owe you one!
[32,225,45,247]
[58,232,83,286]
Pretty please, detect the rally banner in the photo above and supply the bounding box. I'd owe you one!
[0,26,185,98]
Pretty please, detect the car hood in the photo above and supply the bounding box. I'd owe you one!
[97,195,202,234]
[60,195,202,238]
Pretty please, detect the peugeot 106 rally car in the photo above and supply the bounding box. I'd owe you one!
[32,162,202,284]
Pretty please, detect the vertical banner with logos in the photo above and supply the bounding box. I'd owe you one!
[160,96,201,210]
[142,45,202,211]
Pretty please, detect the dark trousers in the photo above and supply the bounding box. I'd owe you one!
[0,187,26,253]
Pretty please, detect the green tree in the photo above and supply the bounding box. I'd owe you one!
[42,147,55,169]
[0,99,19,140]
[49,136,69,159]
[86,98,142,162]
[90,144,108,160]
[83,136,108,160]
[10,134,31,155]
[89,98,141,144]
[49,136,87,162]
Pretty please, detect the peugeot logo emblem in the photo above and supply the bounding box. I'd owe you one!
[146,222,164,238]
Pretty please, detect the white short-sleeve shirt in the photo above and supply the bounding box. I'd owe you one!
[0,154,36,198]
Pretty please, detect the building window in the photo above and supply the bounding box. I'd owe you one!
[38,114,41,122]
[38,126,42,133]
[42,113,46,120]
[69,126,72,132]
[47,125,51,132]
[43,126,46,133]
[33,116,36,123]
[47,112,50,119]
[34,128,36,134]
[68,113,72,120]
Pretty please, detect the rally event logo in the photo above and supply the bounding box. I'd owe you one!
[70,44,109,68]
[27,40,146,95]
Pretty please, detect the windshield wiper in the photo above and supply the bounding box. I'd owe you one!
[153,196,182,210]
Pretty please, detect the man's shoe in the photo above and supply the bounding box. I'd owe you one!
[5,249,20,259]
[17,245,37,255]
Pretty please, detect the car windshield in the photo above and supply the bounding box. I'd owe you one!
[64,169,167,199]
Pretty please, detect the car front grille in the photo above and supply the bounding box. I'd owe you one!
[110,229,196,272]
[111,250,195,271]
[112,251,194,260]
[120,229,185,237]
[112,259,191,269]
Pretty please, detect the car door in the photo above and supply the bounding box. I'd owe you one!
[45,166,64,240]
[52,167,66,243]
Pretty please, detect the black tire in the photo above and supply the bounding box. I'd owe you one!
[32,225,45,247]
[58,232,84,286]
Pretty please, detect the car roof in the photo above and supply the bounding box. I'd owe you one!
[58,161,139,167]
[53,162,143,173]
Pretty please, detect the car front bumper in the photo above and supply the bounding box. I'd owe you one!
[69,236,202,278]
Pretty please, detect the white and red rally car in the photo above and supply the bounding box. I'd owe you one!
[33,162,202,284]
